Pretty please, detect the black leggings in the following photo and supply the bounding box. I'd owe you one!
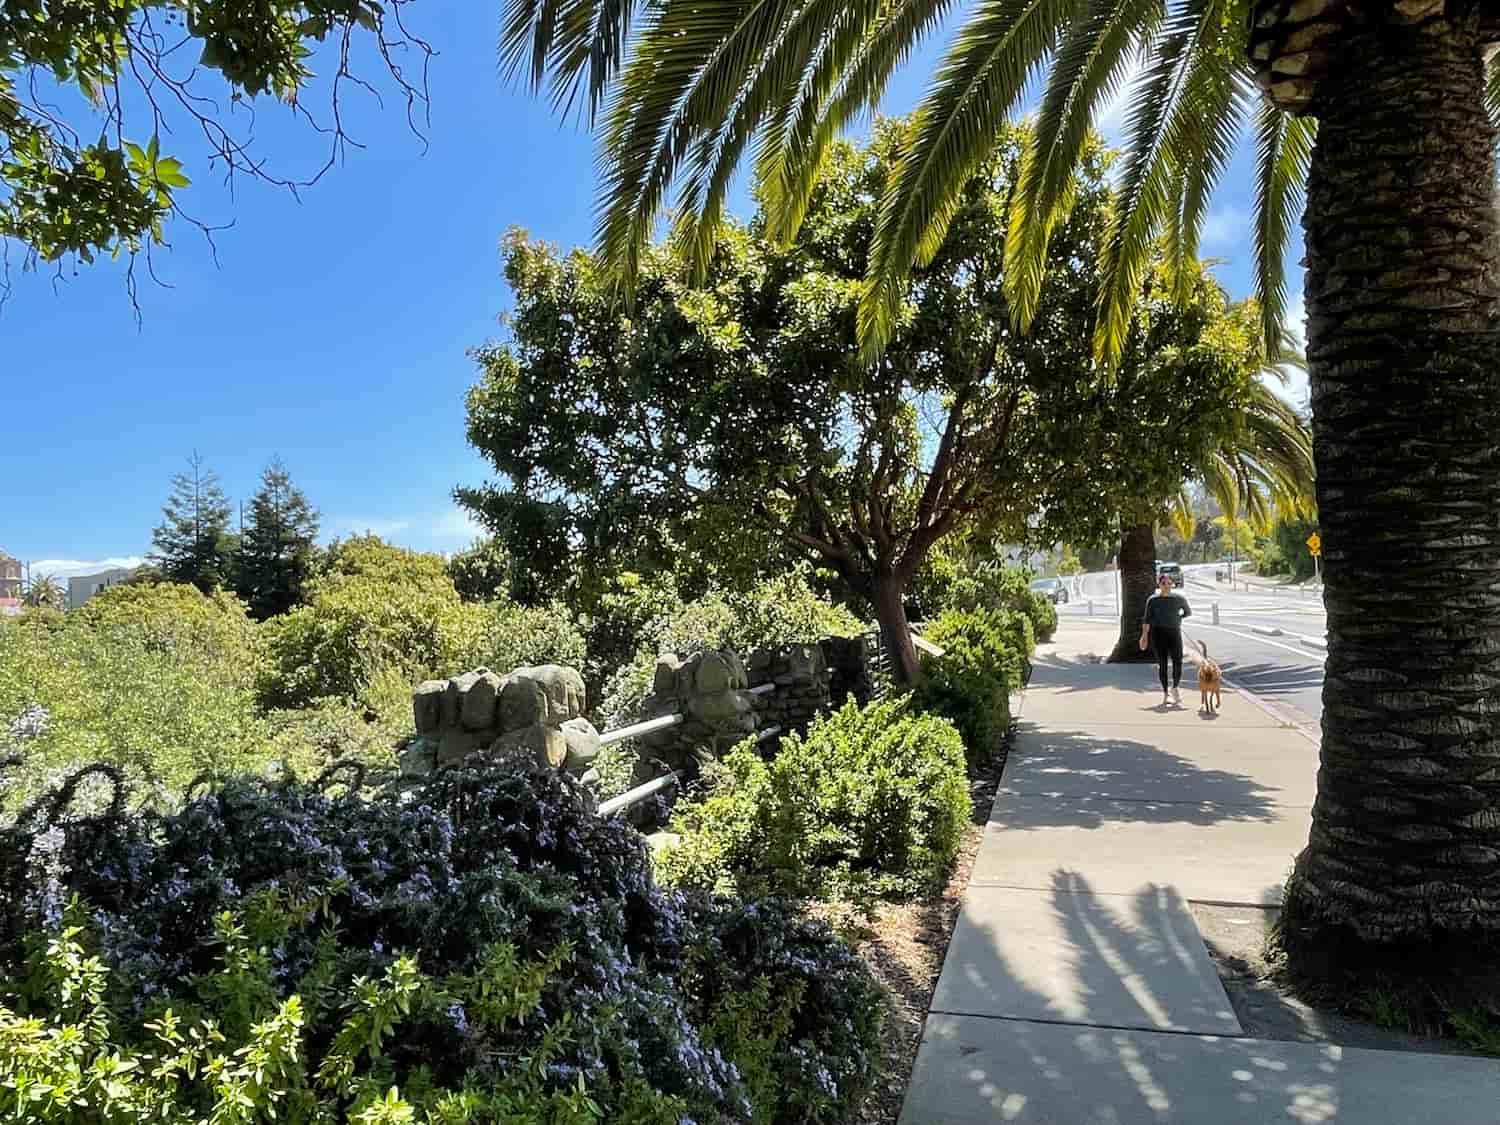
[1153,627,1183,692]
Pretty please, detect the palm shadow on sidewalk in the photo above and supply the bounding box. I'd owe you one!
[995,726,1284,826]
[912,872,1354,1123]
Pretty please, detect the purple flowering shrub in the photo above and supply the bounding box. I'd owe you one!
[0,754,883,1123]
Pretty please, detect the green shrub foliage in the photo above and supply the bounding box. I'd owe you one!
[0,757,883,1123]
[914,606,1037,763]
[658,697,971,900]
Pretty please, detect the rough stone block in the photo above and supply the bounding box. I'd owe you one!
[398,737,438,777]
[461,670,503,731]
[438,727,490,766]
[696,652,733,694]
[413,680,447,734]
[654,654,683,696]
[561,717,602,770]
[500,665,585,728]
[441,678,462,728]
[690,692,751,723]
[492,723,568,769]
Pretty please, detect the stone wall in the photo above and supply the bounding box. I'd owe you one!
[403,664,602,781]
[632,639,859,783]
[401,632,875,792]
[634,650,757,779]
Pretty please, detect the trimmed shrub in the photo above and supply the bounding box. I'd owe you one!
[657,697,971,900]
[0,757,883,1123]
[1027,590,1059,644]
[943,561,1057,644]
[913,607,1033,764]
[912,658,1009,768]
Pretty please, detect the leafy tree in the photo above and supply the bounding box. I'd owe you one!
[149,452,236,591]
[502,0,1500,975]
[235,459,320,620]
[463,122,1243,683]
[447,537,515,603]
[1,0,430,283]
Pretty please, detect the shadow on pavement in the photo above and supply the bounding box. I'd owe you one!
[1213,659,1324,702]
[905,873,1399,1123]
[1000,727,1283,823]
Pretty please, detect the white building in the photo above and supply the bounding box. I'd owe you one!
[68,567,133,610]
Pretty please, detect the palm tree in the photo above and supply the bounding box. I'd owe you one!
[501,2,1500,967]
[1109,373,1315,662]
[21,574,65,611]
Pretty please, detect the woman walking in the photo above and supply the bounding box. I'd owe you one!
[1139,573,1192,706]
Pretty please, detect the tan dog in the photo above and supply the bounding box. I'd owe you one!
[1196,640,1222,714]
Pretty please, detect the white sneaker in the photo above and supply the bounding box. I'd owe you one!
[1172,688,1182,705]
[1162,693,1170,706]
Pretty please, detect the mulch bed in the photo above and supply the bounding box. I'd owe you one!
[832,743,1008,1124]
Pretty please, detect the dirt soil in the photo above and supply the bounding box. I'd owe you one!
[837,748,1005,1124]
[1190,903,1485,1057]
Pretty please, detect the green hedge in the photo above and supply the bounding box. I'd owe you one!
[657,696,972,900]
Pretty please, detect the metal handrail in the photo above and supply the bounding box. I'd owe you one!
[598,712,683,747]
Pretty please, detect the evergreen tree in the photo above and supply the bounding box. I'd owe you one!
[236,459,320,619]
[149,452,235,592]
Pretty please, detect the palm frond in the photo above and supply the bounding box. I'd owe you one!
[1251,99,1315,361]
[1166,489,1196,541]
[1005,0,1165,330]
[499,0,638,123]
[1488,48,1500,135]
[597,1,808,293]
[860,0,1083,361]
[760,0,957,246]
[1094,0,1240,366]
[673,0,857,279]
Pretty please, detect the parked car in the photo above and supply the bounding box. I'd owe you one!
[1030,577,1069,605]
[1156,562,1183,587]
[1214,559,1233,581]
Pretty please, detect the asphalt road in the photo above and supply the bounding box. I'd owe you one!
[1057,564,1326,726]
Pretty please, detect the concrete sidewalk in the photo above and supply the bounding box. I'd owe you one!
[899,618,1500,1123]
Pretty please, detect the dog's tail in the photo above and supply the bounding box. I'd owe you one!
[1197,640,1209,659]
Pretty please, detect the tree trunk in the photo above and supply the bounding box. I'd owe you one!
[1107,523,1156,663]
[872,571,921,685]
[1281,10,1500,964]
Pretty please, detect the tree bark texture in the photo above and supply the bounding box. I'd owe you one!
[1107,523,1157,664]
[1282,8,1500,950]
[872,571,922,686]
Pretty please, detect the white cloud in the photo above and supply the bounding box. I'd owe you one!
[1201,205,1247,249]
[28,556,145,580]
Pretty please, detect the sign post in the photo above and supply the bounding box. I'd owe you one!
[1306,531,1322,584]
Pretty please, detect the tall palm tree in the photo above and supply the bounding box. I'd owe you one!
[501,2,1500,965]
[1110,372,1315,662]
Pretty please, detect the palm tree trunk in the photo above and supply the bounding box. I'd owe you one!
[1281,10,1500,965]
[1107,523,1156,663]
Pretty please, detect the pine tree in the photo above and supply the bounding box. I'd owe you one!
[149,452,235,592]
[236,458,320,619]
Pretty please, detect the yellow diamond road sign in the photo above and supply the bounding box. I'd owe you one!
[1306,532,1321,557]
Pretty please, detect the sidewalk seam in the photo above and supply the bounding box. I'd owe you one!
[925,1009,1255,1042]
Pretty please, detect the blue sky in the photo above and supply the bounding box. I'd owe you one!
[3,8,1299,577]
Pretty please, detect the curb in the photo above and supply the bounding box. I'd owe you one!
[1251,625,1285,637]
